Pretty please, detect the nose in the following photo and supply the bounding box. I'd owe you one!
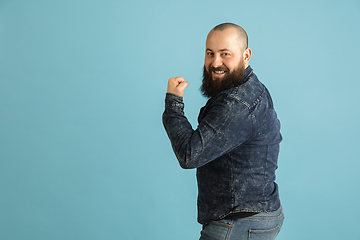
[212,54,223,68]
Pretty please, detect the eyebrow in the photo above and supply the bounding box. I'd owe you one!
[206,48,230,52]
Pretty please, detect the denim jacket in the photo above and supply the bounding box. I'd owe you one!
[162,66,282,224]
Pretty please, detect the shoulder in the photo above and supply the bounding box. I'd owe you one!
[203,91,251,118]
[228,73,266,107]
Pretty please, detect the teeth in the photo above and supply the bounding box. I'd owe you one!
[214,71,225,74]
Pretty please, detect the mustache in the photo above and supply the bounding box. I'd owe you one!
[209,66,229,72]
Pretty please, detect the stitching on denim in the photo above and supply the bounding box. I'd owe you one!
[249,89,265,113]
[210,220,231,227]
[165,103,184,108]
[246,208,283,221]
[239,99,250,109]
[246,216,281,221]
[263,145,269,201]
[249,224,280,234]
[225,220,234,240]
[232,87,265,113]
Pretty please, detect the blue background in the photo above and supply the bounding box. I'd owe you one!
[1,0,359,239]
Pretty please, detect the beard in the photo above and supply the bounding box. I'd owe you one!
[200,62,246,98]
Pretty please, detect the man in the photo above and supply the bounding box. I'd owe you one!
[162,23,284,240]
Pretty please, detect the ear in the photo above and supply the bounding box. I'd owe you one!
[243,48,252,63]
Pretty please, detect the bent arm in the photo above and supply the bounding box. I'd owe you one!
[162,93,253,169]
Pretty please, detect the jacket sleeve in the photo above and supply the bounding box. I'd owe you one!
[162,93,253,169]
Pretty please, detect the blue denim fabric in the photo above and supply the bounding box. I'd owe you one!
[162,66,282,224]
[199,206,284,240]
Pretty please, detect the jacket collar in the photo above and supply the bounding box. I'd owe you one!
[243,65,253,83]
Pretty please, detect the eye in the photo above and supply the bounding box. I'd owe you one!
[221,52,230,57]
[206,52,214,56]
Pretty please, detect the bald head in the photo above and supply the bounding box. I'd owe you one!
[204,23,252,79]
[209,23,248,51]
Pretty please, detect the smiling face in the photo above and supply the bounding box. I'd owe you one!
[204,27,249,81]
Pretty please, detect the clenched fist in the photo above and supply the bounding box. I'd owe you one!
[167,77,189,97]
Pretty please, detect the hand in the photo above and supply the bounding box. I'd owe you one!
[167,77,189,97]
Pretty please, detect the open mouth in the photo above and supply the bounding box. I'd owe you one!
[212,70,227,78]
